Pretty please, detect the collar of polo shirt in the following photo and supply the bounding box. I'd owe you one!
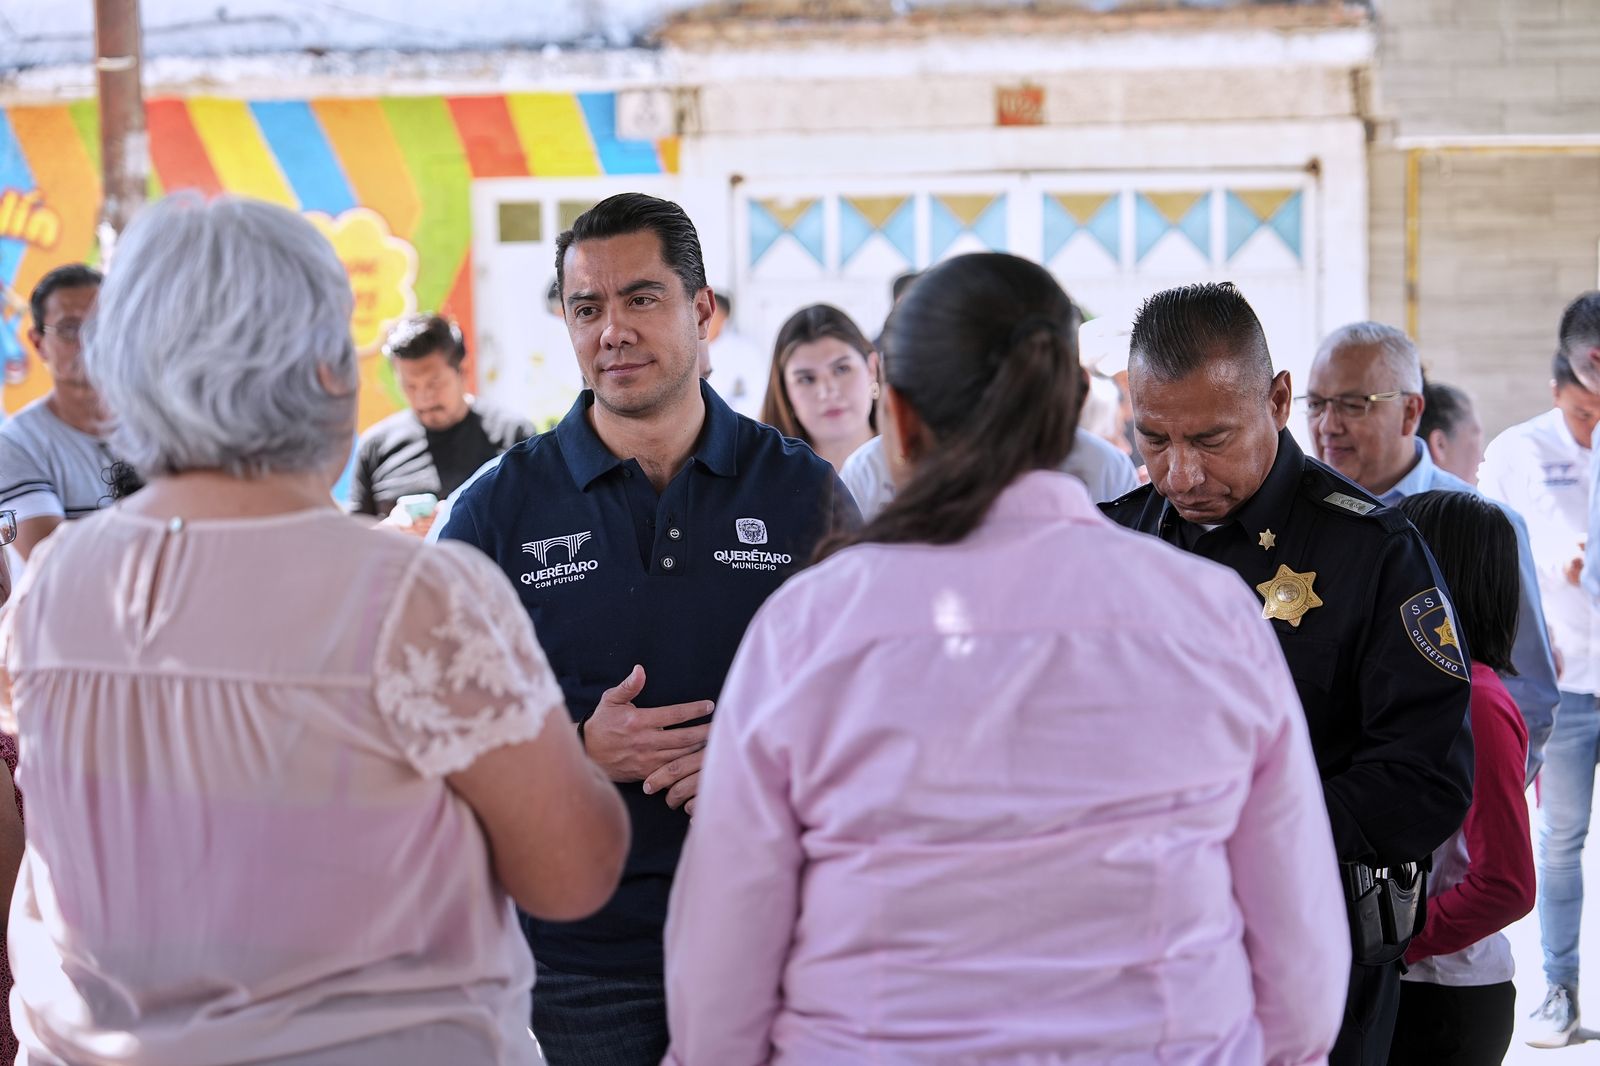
[555,380,741,491]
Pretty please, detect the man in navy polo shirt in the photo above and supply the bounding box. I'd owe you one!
[440,192,856,1065]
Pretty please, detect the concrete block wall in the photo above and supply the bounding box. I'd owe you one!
[1368,150,1600,438]
[1369,0,1600,438]
[1374,0,1600,138]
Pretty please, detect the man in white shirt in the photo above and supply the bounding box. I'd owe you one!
[0,264,118,563]
[1482,350,1600,1049]
[1547,288,1600,1048]
[705,293,768,419]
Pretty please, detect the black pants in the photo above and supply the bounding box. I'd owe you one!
[531,961,668,1066]
[1388,979,1516,1066]
[1330,961,1402,1065]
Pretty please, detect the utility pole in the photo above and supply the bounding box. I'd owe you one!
[94,0,147,254]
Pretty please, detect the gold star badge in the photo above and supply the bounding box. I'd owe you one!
[1256,565,1323,628]
[1258,529,1277,550]
[1435,619,1458,649]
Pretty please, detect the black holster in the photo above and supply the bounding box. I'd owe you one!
[1342,860,1427,966]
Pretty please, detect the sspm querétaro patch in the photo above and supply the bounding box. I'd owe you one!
[1402,587,1469,681]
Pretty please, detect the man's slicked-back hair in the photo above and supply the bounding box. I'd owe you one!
[554,192,707,300]
[1316,320,1423,392]
[382,313,466,368]
[30,262,102,332]
[1559,292,1600,360]
[1128,282,1272,388]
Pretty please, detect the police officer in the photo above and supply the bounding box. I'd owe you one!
[1101,283,1473,1066]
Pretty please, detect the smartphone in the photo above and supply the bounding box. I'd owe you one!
[397,493,439,522]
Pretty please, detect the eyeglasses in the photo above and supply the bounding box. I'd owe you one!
[39,322,83,343]
[1296,391,1413,419]
[0,511,16,547]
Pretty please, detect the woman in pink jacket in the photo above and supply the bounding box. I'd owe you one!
[662,253,1350,1066]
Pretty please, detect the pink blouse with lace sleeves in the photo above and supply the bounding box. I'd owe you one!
[0,509,552,1066]
[374,540,564,777]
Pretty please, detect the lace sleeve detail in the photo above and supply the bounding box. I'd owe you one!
[374,542,566,777]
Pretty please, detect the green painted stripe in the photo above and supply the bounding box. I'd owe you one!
[67,100,162,208]
[380,96,471,314]
[67,100,100,176]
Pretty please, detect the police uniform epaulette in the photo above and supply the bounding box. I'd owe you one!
[1105,484,1152,510]
[1299,473,1409,534]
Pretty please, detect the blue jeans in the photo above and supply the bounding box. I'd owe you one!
[1539,688,1600,988]
[531,962,667,1066]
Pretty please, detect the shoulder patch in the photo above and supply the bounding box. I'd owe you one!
[1401,587,1469,681]
[1323,491,1376,515]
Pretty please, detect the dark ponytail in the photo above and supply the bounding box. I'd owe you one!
[818,253,1081,559]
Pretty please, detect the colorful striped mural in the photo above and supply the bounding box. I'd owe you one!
[0,91,677,428]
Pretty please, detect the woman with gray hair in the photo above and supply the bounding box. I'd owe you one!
[0,194,628,1065]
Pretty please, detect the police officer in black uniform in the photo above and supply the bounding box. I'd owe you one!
[1101,283,1473,1066]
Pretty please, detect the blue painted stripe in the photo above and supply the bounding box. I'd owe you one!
[0,111,36,370]
[577,93,661,175]
[249,101,356,215]
[0,110,36,295]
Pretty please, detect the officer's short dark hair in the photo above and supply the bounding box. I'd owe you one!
[1397,490,1518,675]
[1559,292,1600,361]
[30,263,102,332]
[1554,350,1588,391]
[1417,381,1474,441]
[1129,282,1272,391]
[554,193,707,301]
[382,313,466,369]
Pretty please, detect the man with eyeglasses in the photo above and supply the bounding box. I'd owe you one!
[1307,321,1559,780]
[0,264,121,564]
[1103,283,1473,1066]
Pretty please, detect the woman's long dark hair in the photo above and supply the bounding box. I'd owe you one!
[759,304,877,444]
[1396,490,1519,674]
[818,253,1081,559]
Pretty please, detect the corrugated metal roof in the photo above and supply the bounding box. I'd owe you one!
[1,0,1368,74]
[656,0,1369,46]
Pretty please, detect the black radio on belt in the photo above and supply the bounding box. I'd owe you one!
[1342,861,1427,966]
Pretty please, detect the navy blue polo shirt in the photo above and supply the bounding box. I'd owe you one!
[440,380,857,976]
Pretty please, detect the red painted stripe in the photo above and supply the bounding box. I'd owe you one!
[443,252,477,389]
[145,98,223,196]
[446,95,529,179]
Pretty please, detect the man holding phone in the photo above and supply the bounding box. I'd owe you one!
[349,313,533,536]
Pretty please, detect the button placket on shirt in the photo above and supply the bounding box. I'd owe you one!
[652,468,692,576]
